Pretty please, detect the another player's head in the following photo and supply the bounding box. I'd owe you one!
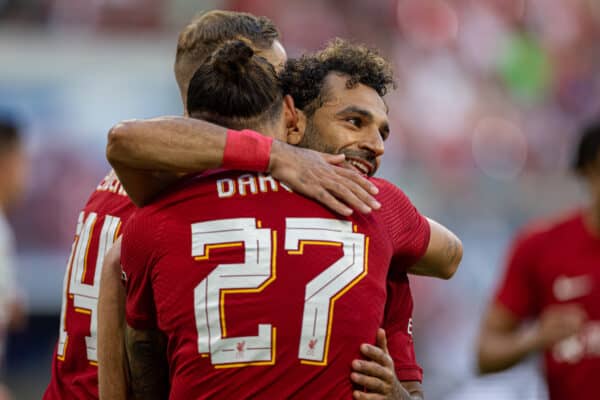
[281,39,395,176]
[0,115,27,211]
[175,10,286,112]
[573,122,600,200]
[186,39,296,141]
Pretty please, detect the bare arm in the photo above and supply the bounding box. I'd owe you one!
[125,324,169,400]
[351,329,423,400]
[97,237,128,400]
[477,302,586,374]
[106,117,226,207]
[106,116,380,214]
[407,218,462,280]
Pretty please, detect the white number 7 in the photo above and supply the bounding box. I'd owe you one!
[285,218,367,365]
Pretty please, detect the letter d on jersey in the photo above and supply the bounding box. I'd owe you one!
[217,178,236,198]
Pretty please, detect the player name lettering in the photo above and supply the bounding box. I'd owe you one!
[216,173,292,198]
[96,170,128,197]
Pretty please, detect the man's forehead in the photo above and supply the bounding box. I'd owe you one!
[320,73,388,117]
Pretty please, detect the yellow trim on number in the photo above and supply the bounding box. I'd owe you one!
[57,336,69,361]
[214,327,277,369]
[194,242,243,261]
[287,240,342,255]
[74,308,92,315]
[81,218,97,283]
[221,231,277,337]
[300,236,370,366]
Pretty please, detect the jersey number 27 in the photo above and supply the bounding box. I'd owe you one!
[192,217,368,368]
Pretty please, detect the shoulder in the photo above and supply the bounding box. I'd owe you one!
[369,177,412,204]
[513,211,581,249]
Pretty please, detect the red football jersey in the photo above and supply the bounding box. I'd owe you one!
[44,171,136,400]
[121,170,430,399]
[383,268,422,382]
[494,211,600,400]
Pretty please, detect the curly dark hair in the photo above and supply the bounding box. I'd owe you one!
[280,38,395,116]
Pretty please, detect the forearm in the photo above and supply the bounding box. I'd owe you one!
[125,325,169,400]
[98,239,128,400]
[107,116,228,173]
[478,324,539,374]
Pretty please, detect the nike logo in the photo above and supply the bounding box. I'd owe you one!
[553,275,592,301]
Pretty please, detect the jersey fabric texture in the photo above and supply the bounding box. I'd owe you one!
[121,171,429,399]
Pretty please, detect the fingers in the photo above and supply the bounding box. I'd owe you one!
[311,187,353,216]
[352,358,395,383]
[375,328,389,355]
[360,343,394,369]
[350,369,391,394]
[353,391,385,400]
[333,164,380,196]
[321,180,375,214]
[322,153,346,165]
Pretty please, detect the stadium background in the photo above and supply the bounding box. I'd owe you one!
[1,0,598,398]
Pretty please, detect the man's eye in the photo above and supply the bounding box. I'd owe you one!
[346,117,361,127]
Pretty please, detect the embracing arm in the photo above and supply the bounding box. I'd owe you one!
[407,218,462,280]
[106,117,226,207]
[106,116,380,214]
[125,324,169,400]
[97,237,128,400]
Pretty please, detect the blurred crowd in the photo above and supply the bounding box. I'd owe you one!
[1,0,598,398]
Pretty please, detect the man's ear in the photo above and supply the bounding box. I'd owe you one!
[282,95,306,145]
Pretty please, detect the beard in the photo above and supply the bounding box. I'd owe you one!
[296,117,338,155]
[297,117,379,176]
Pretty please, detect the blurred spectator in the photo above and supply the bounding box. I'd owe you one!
[0,115,28,399]
[477,122,600,399]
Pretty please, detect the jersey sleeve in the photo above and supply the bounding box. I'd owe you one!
[120,211,162,330]
[382,268,422,382]
[375,179,430,269]
[493,229,541,319]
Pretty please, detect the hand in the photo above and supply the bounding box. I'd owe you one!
[351,329,410,400]
[268,140,381,216]
[534,304,586,350]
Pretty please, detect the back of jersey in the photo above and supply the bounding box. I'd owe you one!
[122,171,428,399]
[44,171,136,400]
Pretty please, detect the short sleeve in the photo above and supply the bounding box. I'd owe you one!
[494,230,541,320]
[382,268,423,382]
[375,179,430,268]
[120,212,162,330]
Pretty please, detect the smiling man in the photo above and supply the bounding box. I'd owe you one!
[115,38,460,398]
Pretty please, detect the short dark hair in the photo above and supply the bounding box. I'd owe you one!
[574,122,600,173]
[186,39,283,130]
[280,38,395,116]
[175,10,280,94]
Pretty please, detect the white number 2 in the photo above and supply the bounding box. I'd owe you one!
[192,217,367,367]
[192,218,275,367]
